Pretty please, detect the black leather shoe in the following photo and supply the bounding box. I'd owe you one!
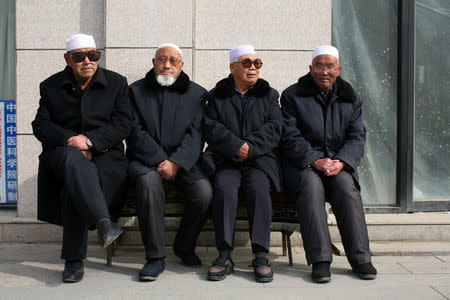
[97,218,123,248]
[311,261,331,283]
[62,260,84,283]
[173,247,202,267]
[353,262,377,280]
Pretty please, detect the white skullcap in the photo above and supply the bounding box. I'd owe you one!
[312,45,339,62]
[156,43,183,57]
[66,34,96,52]
[230,45,256,62]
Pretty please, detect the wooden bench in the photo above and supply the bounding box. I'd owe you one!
[106,183,299,267]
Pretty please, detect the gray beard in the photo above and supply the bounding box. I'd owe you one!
[156,75,177,86]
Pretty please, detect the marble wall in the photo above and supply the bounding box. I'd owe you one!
[15,0,331,218]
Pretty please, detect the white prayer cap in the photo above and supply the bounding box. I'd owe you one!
[66,34,96,52]
[156,43,183,57]
[312,45,339,62]
[230,45,256,62]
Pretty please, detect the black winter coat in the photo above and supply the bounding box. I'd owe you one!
[280,73,366,194]
[32,66,133,225]
[126,69,207,183]
[201,75,282,191]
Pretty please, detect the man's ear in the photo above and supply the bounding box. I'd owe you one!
[230,63,235,74]
[64,53,70,66]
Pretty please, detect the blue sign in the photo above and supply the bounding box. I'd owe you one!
[0,100,17,204]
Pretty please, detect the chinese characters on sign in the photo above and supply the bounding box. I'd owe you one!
[0,100,17,204]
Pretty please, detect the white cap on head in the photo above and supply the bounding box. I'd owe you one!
[230,45,256,62]
[156,43,183,57]
[66,34,96,52]
[312,45,339,62]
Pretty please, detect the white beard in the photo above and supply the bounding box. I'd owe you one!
[156,75,177,86]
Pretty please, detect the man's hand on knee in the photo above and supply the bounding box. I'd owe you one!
[324,160,345,176]
[66,134,90,151]
[311,158,333,172]
[80,150,93,160]
[157,160,180,181]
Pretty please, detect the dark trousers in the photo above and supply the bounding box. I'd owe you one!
[296,168,371,267]
[46,147,110,260]
[135,170,212,260]
[212,165,272,252]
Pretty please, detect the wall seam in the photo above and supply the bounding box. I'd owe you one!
[192,0,196,81]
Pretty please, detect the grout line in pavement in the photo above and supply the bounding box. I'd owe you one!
[398,262,414,274]
[430,286,450,300]
[435,256,447,263]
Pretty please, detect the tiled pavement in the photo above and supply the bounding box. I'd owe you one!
[0,243,449,299]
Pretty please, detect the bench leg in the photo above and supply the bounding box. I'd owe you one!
[106,244,114,267]
[285,231,294,266]
[112,241,116,257]
[282,231,287,256]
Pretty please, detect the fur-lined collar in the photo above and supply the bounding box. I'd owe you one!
[144,68,190,94]
[213,74,271,98]
[296,73,356,103]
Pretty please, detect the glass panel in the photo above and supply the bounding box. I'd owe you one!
[0,0,15,99]
[0,0,16,207]
[332,1,398,205]
[414,0,450,199]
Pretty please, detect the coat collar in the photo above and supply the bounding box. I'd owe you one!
[296,72,356,103]
[144,68,190,94]
[60,66,108,88]
[213,74,272,98]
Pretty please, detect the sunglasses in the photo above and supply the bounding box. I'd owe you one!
[69,50,101,63]
[312,65,339,72]
[234,58,263,69]
[154,56,182,66]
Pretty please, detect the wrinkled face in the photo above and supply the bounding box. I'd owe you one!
[64,47,99,83]
[230,53,260,88]
[309,54,341,92]
[152,46,184,78]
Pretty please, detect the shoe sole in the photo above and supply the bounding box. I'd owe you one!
[312,276,331,283]
[207,266,234,281]
[63,277,83,283]
[355,273,377,280]
[255,276,273,283]
[101,228,123,248]
[62,274,84,283]
[139,275,158,281]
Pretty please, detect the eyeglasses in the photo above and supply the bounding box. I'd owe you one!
[155,56,182,66]
[234,58,263,69]
[69,50,101,63]
[312,65,339,72]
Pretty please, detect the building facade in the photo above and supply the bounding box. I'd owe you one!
[0,0,448,222]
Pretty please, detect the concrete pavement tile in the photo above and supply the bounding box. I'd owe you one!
[372,255,443,263]
[308,286,445,300]
[382,274,450,286]
[0,261,63,288]
[371,241,450,256]
[0,243,60,262]
[329,259,411,275]
[400,262,450,274]
[333,241,450,256]
[432,285,450,299]
[2,243,450,299]
[436,256,450,263]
